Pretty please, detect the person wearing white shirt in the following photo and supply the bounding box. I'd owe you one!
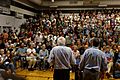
[27,45,37,69]
[73,45,80,65]
[34,32,43,44]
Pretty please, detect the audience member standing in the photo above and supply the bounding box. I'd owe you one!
[73,45,80,65]
[0,40,5,49]
[104,46,113,78]
[34,32,43,44]
[2,30,8,41]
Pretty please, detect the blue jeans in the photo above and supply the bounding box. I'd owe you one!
[4,63,15,73]
[12,55,20,68]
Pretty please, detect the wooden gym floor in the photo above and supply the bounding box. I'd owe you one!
[16,69,119,80]
[16,69,74,80]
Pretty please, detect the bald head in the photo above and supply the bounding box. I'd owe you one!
[0,49,4,54]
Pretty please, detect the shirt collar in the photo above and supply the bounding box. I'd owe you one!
[92,46,99,49]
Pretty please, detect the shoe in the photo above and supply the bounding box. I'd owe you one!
[43,70,46,72]
[12,72,16,75]
[106,73,112,78]
[28,66,31,69]
[32,66,34,68]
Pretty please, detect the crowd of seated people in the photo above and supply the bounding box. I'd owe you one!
[0,9,119,78]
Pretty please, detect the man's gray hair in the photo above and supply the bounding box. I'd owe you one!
[57,37,66,45]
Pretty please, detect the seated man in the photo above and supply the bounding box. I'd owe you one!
[115,45,120,70]
[12,43,27,68]
[27,45,37,69]
[39,44,49,70]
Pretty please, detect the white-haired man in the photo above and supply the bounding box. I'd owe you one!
[48,37,76,80]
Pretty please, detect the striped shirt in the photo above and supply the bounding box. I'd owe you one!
[48,46,76,69]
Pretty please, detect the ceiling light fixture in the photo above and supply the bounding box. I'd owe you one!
[52,0,54,2]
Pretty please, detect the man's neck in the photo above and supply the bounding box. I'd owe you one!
[92,46,98,49]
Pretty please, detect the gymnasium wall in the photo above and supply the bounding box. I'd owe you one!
[0,5,37,33]
[0,14,26,33]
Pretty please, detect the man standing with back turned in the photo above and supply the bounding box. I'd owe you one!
[79,38,108,80]
[48,36,76,80]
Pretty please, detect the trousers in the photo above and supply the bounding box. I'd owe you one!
[82,69,100,80]
[54,69,70,80]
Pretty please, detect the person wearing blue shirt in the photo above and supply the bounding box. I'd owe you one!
[39,44,49,70]
[12,43,27,68]
[79,38,107,80]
